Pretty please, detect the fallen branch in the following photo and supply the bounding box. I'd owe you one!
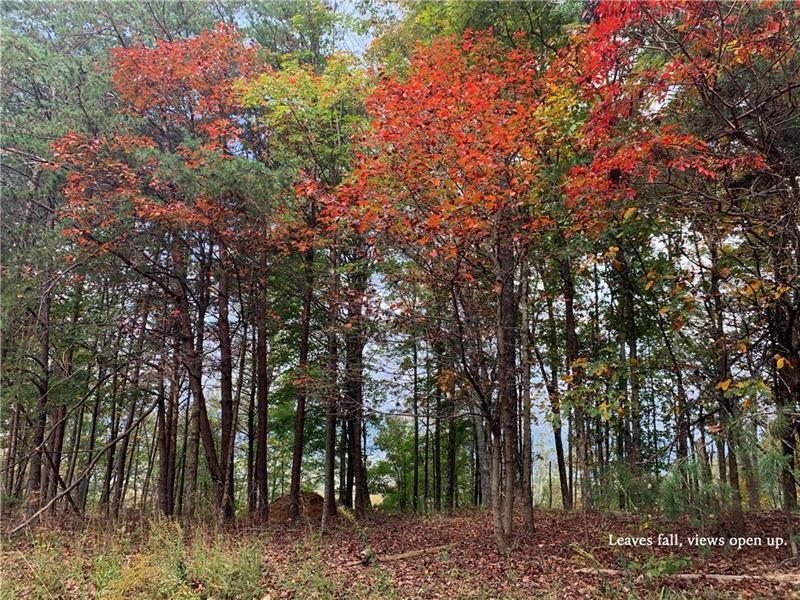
[345,543,456,567]
[575,567,800,584]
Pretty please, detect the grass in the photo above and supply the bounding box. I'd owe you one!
[1,509,796,599]
[0,519,395,599]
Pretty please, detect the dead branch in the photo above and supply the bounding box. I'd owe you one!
[344,544,456,567]
[575,567,800,584]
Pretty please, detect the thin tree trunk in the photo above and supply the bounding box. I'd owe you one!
[708,238,745,535]
[412,339,420,512]
[255,254,271,520]
[4,402,21,497]
[496,212,518,542]
[322,247,340,527]
[616,246,641,474]
[489,424,508,553]
[26,282,51,513]
[289,246,314,521]
[560,254,588,509]
[445,389,457,514]
[433,351,442,512]
[520,257,534,532]
[217,243,236,521]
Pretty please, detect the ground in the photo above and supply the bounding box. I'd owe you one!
[2,507,798,599]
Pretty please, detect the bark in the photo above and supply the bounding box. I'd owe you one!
[217,243,236,521]
[111,305,150,518]
[615,246,641,473]
[344,246,368,518]
[44,404,66,509]
[339,416,351,507]
[445,390,457,514]
[246,327,257,514]
[412,340,420,512]
[497,212,518,539]
[26,281,51,513]
[4,402,21,497]
[520,257,534,532]
[708,238,745,535]
[474,410,491,508]
[541,294,571,510]
[433,352,442,512]
[79,372,103,512]
[560,253,588,508]
[289,246,314,521]
[255,253,271,519]
[488,424,508,554]
[322,247,340,527]
[772,278,798,513]
[100,340,123,516]
[346,328,366,518]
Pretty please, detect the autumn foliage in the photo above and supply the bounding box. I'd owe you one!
[3,2,799,595]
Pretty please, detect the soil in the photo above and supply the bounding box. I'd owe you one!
[268,490,325,524]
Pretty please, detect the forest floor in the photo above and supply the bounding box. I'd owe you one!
[2,506,799,599]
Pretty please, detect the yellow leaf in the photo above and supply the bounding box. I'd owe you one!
[773,284,789,300]
[658,306,670,315]
[716,379,732,391]
[593,363,609,376]
[776,355,786,369]
[623,207,637,221]
[645,280,655,291]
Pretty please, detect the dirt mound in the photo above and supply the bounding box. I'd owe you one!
[269,491,325,523]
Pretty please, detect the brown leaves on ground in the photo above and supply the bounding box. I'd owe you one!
[258,508,799,599]
[4,509,798,599]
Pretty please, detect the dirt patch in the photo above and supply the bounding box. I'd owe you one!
[269,491,325,524]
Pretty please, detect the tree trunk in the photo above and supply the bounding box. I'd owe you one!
[445,390,457,514]
[246,328,257,514]
[615,246,641,474]
[322,247,340,528]
[346,327,366,518]
[497,213,518,541]
[708,238,745,535]
[560,253,588,508]
[217,243,236,521]
[111,305,149,518]
[433,352,442,512]
[26,282,51,513]
[520,257,534,532]
[412,339,420,512]
[542,294,571,510]
[488,423,508,553]
[289,246,314,521]
[255,254,271,520]
[4,402,21,497]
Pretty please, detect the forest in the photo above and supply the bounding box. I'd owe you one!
[1,0,799,597]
